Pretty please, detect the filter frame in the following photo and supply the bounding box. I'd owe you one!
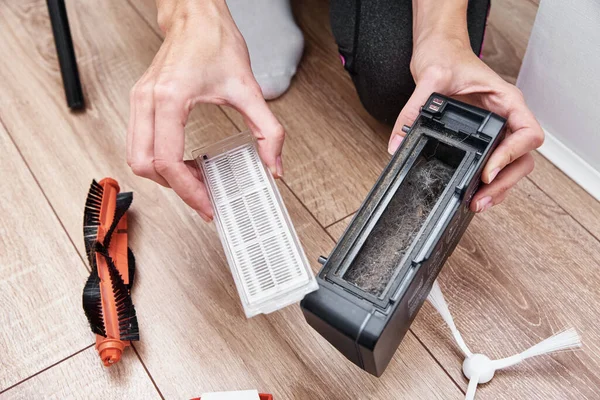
[193,132,317,318]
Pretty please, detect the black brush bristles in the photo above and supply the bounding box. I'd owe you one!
[103,252,139,341]
[127,247,136,290]
[103,192,133,248]
[83,180,103,263]
[82,268,106,337]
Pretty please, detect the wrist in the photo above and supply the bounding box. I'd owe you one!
[409,33,475,83]
[157,0,226,34]
[413,32,471,56]
[412,0,470,51]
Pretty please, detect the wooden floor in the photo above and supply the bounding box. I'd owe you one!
[1,0,599,398]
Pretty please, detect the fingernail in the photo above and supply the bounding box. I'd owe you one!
[476,196,492,213]
[198,211,212,222]
[488,168,501,183]
[276,156,284,178]
[388,134,404,154]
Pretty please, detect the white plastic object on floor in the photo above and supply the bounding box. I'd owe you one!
[427,280,581,400]
[201,389,260,400]
[193,132,318,318]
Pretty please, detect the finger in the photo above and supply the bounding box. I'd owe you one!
[229,79,285,178]
[153,81,213,219]
[491,191,509,208]
[471,153,534,212]
[128,43,172,186]
[481,91,544,184]
[128,80,170,187]
[389,79,442,154]
[474,190,510,214]
[185,160,202,181]
[127,87,136,162]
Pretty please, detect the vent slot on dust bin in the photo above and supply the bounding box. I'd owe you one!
[341,138,466,297]
[195,133,318,318]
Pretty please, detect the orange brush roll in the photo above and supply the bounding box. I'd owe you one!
[82,178,138,366]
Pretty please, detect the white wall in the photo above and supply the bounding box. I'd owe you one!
[517,0,600,200]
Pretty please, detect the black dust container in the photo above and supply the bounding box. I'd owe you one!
[301,93,506,376]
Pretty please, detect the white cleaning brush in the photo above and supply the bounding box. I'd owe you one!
[427,280,473,358]
[426,280,581,400]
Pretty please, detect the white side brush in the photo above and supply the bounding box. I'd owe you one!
[426,280,582,400]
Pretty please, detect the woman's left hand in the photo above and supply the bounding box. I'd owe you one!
[388,33,544,213]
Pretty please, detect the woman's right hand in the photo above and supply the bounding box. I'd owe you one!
[127,0,285,221]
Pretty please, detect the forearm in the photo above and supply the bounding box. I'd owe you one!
[412,0,470,48]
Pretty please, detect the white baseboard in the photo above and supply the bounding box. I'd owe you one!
[538,129,600,201]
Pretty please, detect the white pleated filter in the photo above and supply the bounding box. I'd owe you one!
[198,134,317,318]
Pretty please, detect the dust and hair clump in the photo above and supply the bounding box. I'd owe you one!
[343,157,455,297]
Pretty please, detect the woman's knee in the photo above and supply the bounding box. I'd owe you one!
[351,59,415,125]
[330,0,415,124]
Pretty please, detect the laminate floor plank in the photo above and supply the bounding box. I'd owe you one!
[0,122,92,390]
[528,152,600,240]
[326,213,354,242]
[1,347,161,400]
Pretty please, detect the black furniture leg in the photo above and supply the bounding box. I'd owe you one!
[47,0,85,110]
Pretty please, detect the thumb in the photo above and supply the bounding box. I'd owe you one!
[389,81,439,154]
[232,81,285,178]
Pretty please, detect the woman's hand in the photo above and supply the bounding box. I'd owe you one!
[389,1,544,213]
[127,0,285,221]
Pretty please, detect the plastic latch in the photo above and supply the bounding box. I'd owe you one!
[424,96,446,114]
